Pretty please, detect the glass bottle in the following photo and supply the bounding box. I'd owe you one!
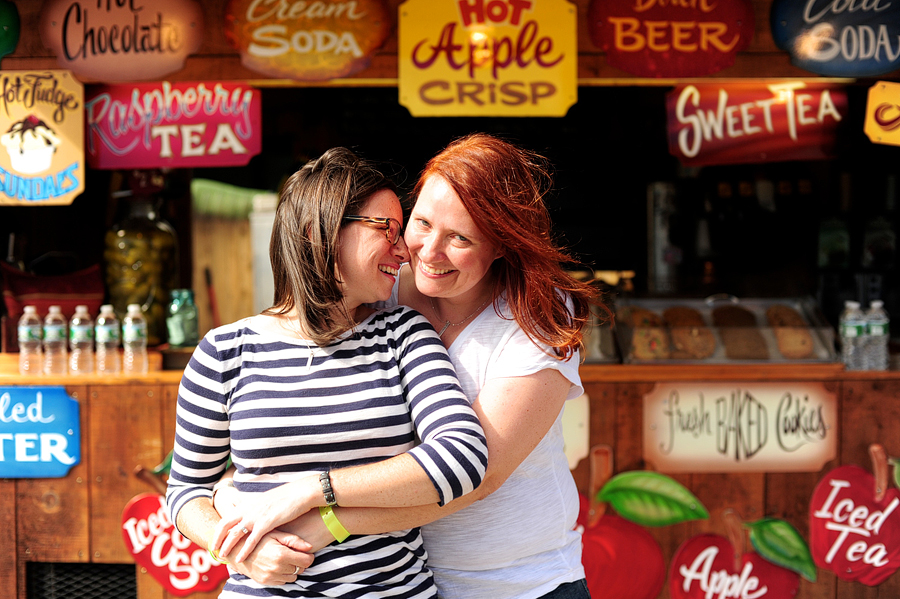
[103,171,178,347]
[166,289,199,348]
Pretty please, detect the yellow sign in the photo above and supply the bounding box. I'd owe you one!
[0,70,84,206]
[399,0,577,117]
[864,81,900,147]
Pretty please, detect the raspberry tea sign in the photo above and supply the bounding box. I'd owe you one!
[122,493,229,595]
[84,81,262,169]
[644,382,837,473]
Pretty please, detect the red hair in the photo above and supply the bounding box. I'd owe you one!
[413,133,602,359]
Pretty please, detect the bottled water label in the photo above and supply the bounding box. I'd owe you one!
[841,323,865,338]
[869,323,890,336]
[18,324,41,342]
[96,324,120,343]
[123,323,147,343]
[70,324,94,343]
[43,324,66,343]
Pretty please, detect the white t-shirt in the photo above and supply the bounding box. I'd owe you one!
[382,282,586,599]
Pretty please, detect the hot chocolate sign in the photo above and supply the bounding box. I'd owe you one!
[644,382,837,473]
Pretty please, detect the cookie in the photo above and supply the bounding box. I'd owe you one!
[631,327,671,360]
[712,305,758,327]
[664,306,716,359]
[712,305,769,359]
[626,307,665,327]
[766,304,814,359]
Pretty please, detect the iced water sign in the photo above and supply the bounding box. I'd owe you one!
[399,0,577,117]
[771,0,900,77]
[0,386,80,478]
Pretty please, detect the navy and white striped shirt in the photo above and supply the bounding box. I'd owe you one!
[166,306,488,598]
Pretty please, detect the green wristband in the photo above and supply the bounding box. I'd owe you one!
[319,505,350,543]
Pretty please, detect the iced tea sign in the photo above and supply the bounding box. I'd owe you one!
[644,382,837,473]
[84,81,262,169]
[0,386,80,478]
[0,70,84,206]
[399,0,577,117]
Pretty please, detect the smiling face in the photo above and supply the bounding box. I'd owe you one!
[405,175,501,302]
[337,188,409,312]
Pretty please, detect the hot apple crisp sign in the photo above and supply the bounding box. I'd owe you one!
[399,0,577,116]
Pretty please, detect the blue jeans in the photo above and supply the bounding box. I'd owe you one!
[537,579,591,599]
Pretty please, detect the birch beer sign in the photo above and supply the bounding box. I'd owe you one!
[644,382,837,473]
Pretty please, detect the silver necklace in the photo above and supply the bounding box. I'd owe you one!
[430,297,490,337]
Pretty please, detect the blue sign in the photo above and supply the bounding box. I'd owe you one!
[771,0,900,77]
[0,386,81,478]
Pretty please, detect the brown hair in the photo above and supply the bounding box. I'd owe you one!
[412,133,600,359]
[266,147,397,345]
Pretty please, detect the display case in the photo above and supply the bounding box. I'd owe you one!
[614,295,838,364]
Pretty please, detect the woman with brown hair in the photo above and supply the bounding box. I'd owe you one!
[166,147,488,599]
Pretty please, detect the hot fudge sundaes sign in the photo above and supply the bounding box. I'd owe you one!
[0,70,84,206]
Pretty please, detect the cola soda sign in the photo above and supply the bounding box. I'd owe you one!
[121,493,228,595]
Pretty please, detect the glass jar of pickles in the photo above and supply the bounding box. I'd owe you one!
[104,195,178,346]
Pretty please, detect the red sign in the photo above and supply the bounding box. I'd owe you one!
[810,465,900,586]
[587,0,754,78]
[670,534,800,599]
[39,0,204,83]
[666,82,847,166]
[84,81,262,170]
[121,493,228,596]
[225,0,391,81]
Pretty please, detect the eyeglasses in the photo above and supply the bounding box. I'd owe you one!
[343,215,404,245]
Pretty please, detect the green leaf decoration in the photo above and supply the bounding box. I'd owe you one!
[890,458,900,491]
[748,518,817,582]
[151,450,174,476]
[596,471,709,527]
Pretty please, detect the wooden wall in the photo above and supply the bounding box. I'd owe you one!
[3,0,827,84]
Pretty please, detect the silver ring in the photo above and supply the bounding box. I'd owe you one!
[241,527,249,535]
[292,565,300,576]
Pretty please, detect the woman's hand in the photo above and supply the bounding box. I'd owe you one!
[213,476,318,563]
[281,507,342,554]
[227,529,315,584]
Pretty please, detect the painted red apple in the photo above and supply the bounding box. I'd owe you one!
[577,494,666,599]
[670,534,800,599]
[122,493,228,596]
[809,464,900,586]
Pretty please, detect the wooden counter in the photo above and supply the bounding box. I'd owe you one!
[2,355,899,599]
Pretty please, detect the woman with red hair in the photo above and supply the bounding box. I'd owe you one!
[218,134,599,598]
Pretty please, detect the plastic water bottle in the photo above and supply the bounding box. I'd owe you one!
[95,304,121,375]
[865,300,891,371]
[68,305,95,374]
[42,305,68,375]
[123,303,149,374]
[839,300,867,371]
[17,305,42,375]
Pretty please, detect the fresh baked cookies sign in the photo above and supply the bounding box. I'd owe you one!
[0,70,84,206]
[643,382,837,473]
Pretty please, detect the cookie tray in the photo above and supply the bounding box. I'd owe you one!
[613,295,838,364]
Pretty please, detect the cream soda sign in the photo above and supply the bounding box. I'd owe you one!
[0,386,80,478]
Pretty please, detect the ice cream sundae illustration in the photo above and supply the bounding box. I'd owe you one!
[2,115,61,174]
